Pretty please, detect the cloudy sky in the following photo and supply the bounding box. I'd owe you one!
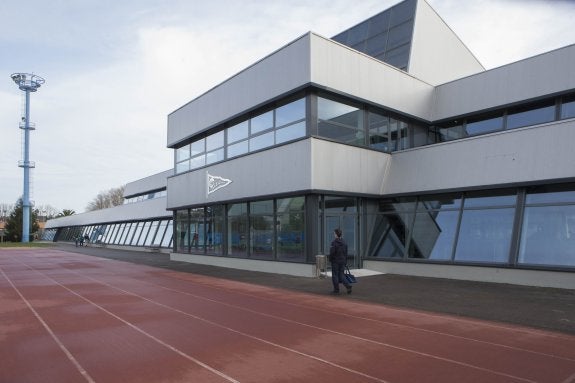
[0,0,573,214]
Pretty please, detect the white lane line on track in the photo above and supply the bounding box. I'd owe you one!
[9,261,239,383]
[157,271,575,360]
[0,265,97,383]
[37,258,537,383]
[16,257,390,383]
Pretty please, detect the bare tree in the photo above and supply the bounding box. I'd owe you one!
[86,186,125,212]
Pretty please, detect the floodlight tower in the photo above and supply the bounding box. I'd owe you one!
[11,73,45,243]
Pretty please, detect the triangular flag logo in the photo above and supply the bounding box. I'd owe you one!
[207,172,232,195]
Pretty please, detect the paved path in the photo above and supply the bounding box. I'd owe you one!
[1,248,574,382]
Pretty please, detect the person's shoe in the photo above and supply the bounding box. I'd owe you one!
[346,286,352,294]
[330,290,340,295]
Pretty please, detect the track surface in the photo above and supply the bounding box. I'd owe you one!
[1,248,574,383]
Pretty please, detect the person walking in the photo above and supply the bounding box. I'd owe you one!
[329,228,352,295]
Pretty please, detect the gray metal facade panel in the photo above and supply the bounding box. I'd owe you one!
[309,34,435,120]
[123,169,172,197]
[166,138,391,209]
[383,119,575,195]
[433,45,575,120]
[45,197,170,228]
[167,34,312,147]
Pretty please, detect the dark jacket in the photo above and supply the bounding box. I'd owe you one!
[329,238,348,264]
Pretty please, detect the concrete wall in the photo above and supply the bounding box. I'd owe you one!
[363,260,575,290]
[383,118,575,195]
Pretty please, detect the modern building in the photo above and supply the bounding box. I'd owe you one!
[46,0,575,288]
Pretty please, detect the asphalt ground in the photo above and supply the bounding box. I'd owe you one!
[57,243,575,335]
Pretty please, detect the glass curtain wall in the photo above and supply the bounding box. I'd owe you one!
[250,200,275,260]
[277,197,305,262]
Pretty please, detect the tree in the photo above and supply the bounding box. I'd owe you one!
[86,186,125,211]
[4,199,40,242]
[57,209,76,217]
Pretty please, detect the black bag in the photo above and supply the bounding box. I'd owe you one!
[344,266,357,284]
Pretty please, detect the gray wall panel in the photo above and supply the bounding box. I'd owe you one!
[45,197,170,228]
[167,35,312,147]
[124,169,172,197]
[383,119,575,195]
[434,45,575,120]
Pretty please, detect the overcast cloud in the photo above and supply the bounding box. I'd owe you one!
[0,0,573,214]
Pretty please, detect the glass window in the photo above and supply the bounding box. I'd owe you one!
[466,114,503,135]
[276,98,305,127]
[250,200,274,260]
[464,193,516,208]
[347,22,369,46]
[276,121,306,144]
[176,145,190,162]
[251,111,274,135]
[228,203,248,257]
[561,95,575,119]
[318,98,363,145]
[277,197,305,262]
[155,220,169,247]
[137,221,152,246]
[129,222,143,245]
[382,43,410,69]
[176,210,189,253]
[119,223,133,245]
[365,31,388,57]
[409,210,459,260]
[418,194,462,211]
[518,205,575,267]
[206,205,224,255]
[249,131,274,152]
[190,208,205,253]
[206,148,224,165]
[206,131,224,152]
[454,208,515,263]
[369,111,390,152]
[176,160,190,173]
[526,189,575,205]
[367,212,412,258]
[190,154,206,170]
[113,223,126,245]
[325,196,357,213]
[437,122,465,142]
[145,221,160,246]
[228,121,249,143]
[507,102,555,130]
[190,139,205,156]
[386,20,413,50]
[161,220,173,248]
[227,140,248,159]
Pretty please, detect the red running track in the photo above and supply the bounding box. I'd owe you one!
[1,248,574,383]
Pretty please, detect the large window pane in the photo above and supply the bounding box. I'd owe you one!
[561,95,575,119]
[206,148,224,165]
[144,221,160,246]
[275,121,306,144]
[251,111,274,134]
[466,115,503,135]
[191,139,205,156]
[176,210,189,253]
[228,203,248,257]
[367,212,412,258]
[176,145,190,162]
[369,111,390,152]
[277,197,305,262]
[190,207,205,253]
[519,205,575,267]
[227,140,248,158]
[276,98,305,127]
[206,205,224,255]
[507,103,555,130]
[464,193,516,208]
[250,200,274,260]
[137,221,152,246]
[526,188,575,204]
[190,155,206,169]
[206,131,224,151]
[161,220,173,248]
[228,121,248,143]
[454,209,514,263]
[249,131,274,152]
[318,97,363,145]
[409,210,458,260]
[155,220,169,247]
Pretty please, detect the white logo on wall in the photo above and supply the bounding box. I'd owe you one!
[207,172,232,196]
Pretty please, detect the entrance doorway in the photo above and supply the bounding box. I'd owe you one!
[322,196,360,268]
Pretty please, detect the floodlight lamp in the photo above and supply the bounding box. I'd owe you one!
[11,73,45,92]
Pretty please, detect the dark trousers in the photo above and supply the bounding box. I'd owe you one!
[331,262,351,292]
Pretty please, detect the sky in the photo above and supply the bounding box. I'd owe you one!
[1,0,574,214]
